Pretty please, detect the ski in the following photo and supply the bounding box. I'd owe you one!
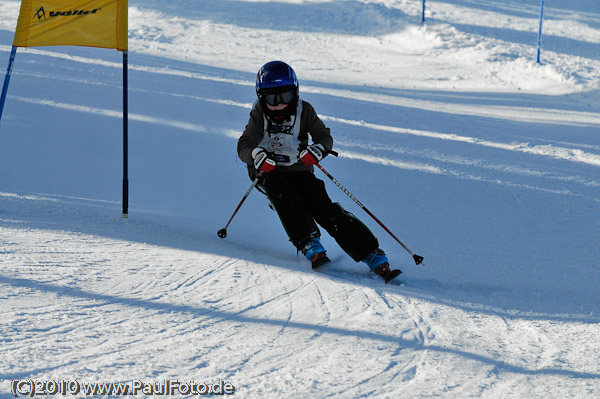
[380,268,402,284]
[311,253,331,269]
[312,257,402,284]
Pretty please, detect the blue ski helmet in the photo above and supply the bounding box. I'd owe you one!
[255,61,299,104]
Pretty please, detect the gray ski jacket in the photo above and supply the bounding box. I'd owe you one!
[237,99,333,177]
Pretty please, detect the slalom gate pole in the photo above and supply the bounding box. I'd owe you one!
[316,163,424,265]
[122,50,129,218]
[536,0,545,63]
[217,171,264,238]
[0,46,17,123]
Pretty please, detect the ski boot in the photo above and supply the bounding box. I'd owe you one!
[363,249,402,283]
[303,238,330,269]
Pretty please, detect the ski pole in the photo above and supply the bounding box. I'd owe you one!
[315,163,424,266]
[218,171,264,239]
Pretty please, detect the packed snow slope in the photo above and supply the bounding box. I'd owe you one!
[1,0,599,397]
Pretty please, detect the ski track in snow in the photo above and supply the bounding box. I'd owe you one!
[4,208,598,397]
[1,0,600,397]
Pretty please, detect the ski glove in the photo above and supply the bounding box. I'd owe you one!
[299,144,326,166]
[252,147,276,173]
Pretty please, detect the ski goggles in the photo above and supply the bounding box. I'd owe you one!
[262,90,295,106]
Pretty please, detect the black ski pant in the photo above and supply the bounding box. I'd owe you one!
[259,170,379,262]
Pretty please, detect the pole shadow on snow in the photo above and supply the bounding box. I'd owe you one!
[1,274,599,382]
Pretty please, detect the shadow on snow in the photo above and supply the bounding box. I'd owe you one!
[1,274,599,382]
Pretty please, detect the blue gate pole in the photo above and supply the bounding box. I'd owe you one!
[536,0,545,63]
[122,50,129,218]
[0,46,17,123]
[422,0,426,24]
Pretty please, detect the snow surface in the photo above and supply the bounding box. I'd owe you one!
[1,0,599,397]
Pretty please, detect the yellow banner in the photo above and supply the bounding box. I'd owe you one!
[13,0,127,50]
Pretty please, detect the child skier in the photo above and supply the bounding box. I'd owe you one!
[237,61,401,282]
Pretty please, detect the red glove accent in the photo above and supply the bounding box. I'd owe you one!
[252,148,276,173]
[259,158,276,173]
[299,144,325,166]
